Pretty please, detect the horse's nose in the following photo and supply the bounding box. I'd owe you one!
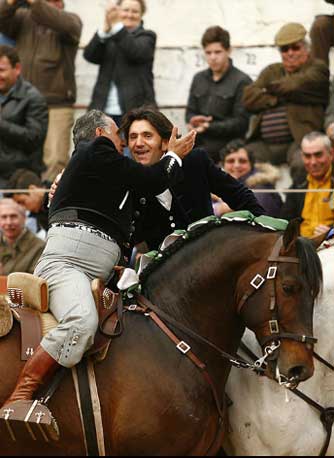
[288,364,313,382]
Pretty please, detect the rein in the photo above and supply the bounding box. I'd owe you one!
[237,236,317,347]
[239,341,334,456]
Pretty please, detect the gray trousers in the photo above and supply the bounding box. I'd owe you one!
[34,226,120,368]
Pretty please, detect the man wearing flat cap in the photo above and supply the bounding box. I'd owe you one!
[243,22,329,184]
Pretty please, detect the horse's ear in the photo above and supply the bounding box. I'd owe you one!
[282,218,302,253]
[309,229,331,249]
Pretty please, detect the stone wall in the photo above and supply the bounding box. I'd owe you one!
[67,0,333,129]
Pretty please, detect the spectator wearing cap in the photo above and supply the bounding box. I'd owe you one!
[243,22,329,184]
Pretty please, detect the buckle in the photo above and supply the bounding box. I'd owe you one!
[250,274,265,290]
[176,341,191,354]
[269,320,279,334]
[267,266,277,280]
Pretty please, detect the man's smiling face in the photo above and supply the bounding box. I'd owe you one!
[128,120,169,165]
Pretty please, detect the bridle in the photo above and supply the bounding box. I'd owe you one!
[237,235,318,348]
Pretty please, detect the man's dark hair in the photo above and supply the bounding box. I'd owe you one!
[120,106,173,143]
[0,45,20,67]
[73,109,111,146]
[201,26,230,50]
[219,139,255,168]
[6,169,43,195]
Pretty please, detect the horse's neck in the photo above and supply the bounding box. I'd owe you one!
[145,230,267,360]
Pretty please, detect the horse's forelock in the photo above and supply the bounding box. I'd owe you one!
[296,237,323,299]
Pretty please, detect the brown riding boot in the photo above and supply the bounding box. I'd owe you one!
[4,345,60,405]
[0,346,61,441]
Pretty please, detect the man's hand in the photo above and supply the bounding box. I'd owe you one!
[168,127,197,159]
[266,80,287,96]
[104,0,121,32]
[48,170,63,206]
[7,0,35,5]
[189,115,212,128]
[313,224,331,237]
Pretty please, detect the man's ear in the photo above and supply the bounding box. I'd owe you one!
[28,185,37,191]
[15,62,22,78]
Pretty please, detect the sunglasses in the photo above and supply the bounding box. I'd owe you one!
[279,43,302,53]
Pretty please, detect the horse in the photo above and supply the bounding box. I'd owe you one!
[224,242,334,457]
[0,218,324,456]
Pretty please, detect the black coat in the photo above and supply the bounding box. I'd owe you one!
[0,76,48,180]
[133,148,264,250]
[84,24,156,113]
[185,62,252,162]
[49,136,182,244]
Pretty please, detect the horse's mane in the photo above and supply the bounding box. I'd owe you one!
[296,237,323,299]
[139,220,270,286]
[139,221,323,302]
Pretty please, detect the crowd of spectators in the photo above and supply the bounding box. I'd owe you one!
[0,0,333,276]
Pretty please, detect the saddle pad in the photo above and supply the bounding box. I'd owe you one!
[7,273,48,312]
[0,296,13,338]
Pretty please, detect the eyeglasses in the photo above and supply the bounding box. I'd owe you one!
[279,43,302,53]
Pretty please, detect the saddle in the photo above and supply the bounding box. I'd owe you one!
[0,272,124,445]
[3,272,123,362]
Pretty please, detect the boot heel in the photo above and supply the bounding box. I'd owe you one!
[0,400,59,442]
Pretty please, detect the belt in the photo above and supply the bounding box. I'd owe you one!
[50,222,117,243]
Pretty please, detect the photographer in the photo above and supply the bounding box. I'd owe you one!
[0,0,82,181]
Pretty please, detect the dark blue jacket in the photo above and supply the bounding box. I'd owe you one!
[133,148,264,250]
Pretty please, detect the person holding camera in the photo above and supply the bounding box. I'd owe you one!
[0,0,82,182]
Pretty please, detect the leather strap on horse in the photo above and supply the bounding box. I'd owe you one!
[135,294,260,372]
[74,359,101,457]
[237,236,317,347]
[132,298,228,457]
[239,341,334,457]
[13,308,42,361]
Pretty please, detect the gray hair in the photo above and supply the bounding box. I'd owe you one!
[72,110,111,146]
[0,198,26,217]
[302,131,332,153]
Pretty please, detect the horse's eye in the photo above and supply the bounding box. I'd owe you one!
[282,284,296,295]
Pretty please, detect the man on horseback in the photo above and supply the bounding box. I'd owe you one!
[0,109,196,437]
[120,106,265,251]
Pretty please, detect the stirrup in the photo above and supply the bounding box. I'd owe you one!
[0,400,59,442]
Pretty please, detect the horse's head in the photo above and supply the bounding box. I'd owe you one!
[236,219,325,388]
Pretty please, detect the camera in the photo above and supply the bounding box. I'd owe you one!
[16,0,30,8]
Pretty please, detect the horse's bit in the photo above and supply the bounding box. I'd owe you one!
[237,235,318,349]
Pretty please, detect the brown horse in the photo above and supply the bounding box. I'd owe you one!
[0,219,324,456]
